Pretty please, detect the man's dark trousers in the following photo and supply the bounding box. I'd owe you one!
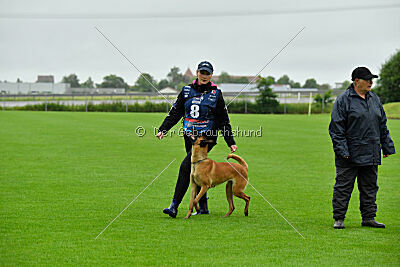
[332,165,378,220]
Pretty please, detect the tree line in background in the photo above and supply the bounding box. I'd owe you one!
[242,49,400,110]
[60,67,352,93]
[8,49,398,103]
[8,50,400,114]
[374,50,400,104]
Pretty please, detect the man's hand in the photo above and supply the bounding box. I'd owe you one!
[156,131,165,140]
[230,145,237,153]
[383,154,390,158]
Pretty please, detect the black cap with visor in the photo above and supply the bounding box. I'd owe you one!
[351,67,378,81]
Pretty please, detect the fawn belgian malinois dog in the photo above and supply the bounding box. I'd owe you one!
[185,136,250,219]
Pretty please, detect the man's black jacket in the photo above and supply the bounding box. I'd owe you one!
[158,80,236,147]
[329,84,395,166]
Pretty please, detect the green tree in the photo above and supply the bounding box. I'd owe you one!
[97,74,129,89]
[277,74,301,88]
[62,74,80,87]
[303,78,318,88]
[290,82,301,88]
[374,50,400,104]
[318,83,331,90]
[167,67,184,89]
[218,72,232,83]
[232,76,251,83]
[182,74,191,84]
[158,79,169,89]
[131,73,157,92]
[256,76,279,113]
[314,90,333,105]
[266,76,276,84]
[338,80,351,90]
[81,77,94,88]
[277,74,290,84]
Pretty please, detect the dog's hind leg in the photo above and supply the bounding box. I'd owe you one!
[224,181,235,217]
[233,190,250,216]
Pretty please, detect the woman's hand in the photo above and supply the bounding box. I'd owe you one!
[230,145,237,153]
[156,131,165,140]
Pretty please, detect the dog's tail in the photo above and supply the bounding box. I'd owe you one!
[227,154,248,170]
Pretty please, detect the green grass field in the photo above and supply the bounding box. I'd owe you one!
[384,102,400,119]
[1,111,399,266]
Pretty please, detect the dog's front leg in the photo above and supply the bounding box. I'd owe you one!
[193,185,209,207]
[185,175,197,219]
[194,186,200,213]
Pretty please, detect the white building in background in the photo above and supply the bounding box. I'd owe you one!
[218,83,318,93]
[0,82,128,95]
[270,84,291,91]
[0,74,126,95]
[218,83,312,92]
[218,83,258,93]
[159,87,178,94]
[0,75,69,94]
[64,87,125,94]
[0,81,70,94]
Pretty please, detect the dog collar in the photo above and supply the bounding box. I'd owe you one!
[191,158,208,166]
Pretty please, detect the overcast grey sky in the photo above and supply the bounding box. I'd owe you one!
[0,0,399,87]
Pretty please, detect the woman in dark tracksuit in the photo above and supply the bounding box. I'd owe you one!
[156,61,237,218]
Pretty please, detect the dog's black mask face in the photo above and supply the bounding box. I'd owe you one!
[199,140,210,147]
[189,134,215,147]
[199,140,216,147]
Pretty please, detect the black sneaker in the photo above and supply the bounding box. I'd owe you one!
[163,207,177,218]
[362,219,385,228]
[163,199,179,218]
[192,209,209,216]
[334,219,345,229]
[193,195,209,215]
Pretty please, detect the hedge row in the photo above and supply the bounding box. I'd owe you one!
[4,101,333,114]
[6,101,169,113]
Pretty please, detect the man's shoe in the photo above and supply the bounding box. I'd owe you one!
[163,199,179,218]
[362,219,385,228]
[334,219,345,229]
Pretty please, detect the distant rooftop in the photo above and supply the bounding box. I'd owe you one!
[184,68,194,78]
[36,75,54,83]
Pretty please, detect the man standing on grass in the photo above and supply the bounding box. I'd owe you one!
[329,66,395,229]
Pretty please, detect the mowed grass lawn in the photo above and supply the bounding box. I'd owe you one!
[1,111,399,266]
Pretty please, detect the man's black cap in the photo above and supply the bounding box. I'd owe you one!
[351,67,378,81]
[198,61,214,74]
